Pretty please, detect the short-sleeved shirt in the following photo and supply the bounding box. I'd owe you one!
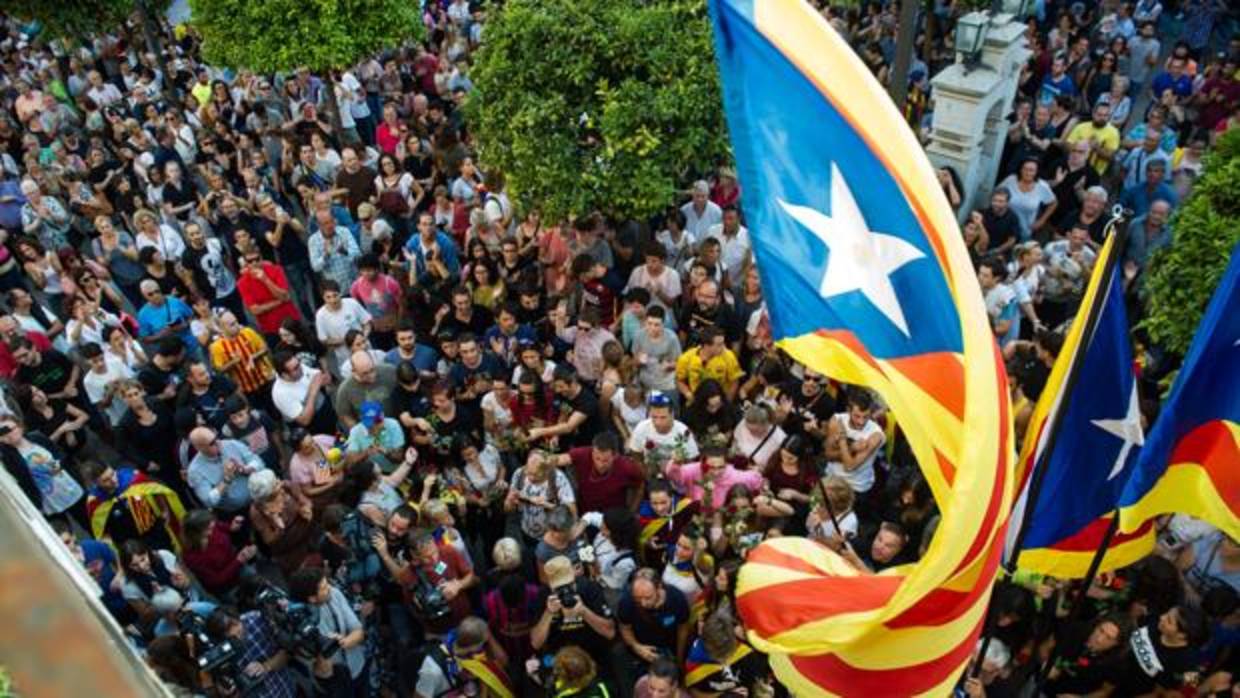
[210,328,275,394]
[617,584,690,653]
[237,262,300,335]
[317,585,366,678]
[559,387,602,450]
[568,446,644,514]
[509,466,577,538]
[289,435,338,488]
[137,297,196,352]
[627,419,700,466]
[532,578,615,658]
[345,418,405,471]
[1066,121,1122,175]
[315,298,373,366]
[997,176,1055,240]
[675,347,742,396]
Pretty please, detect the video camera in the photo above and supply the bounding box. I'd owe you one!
[249,584,338,660]
[179,608,248,696]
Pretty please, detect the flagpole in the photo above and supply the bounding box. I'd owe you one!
[1036,509,1122,686]
[972,207,1130,679]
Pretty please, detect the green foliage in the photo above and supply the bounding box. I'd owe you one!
[468,0,729,221]
[1141,129,1240,356]
[0,0,158,39]
[187,0,423,73]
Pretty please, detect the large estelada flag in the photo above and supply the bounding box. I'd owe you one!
[708,0,1014,695]
[1117,244,1240,541]
[1009,232,1158,578]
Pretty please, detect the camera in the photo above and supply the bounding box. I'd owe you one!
[412,567,452,620]
[249,584,337,660]
[179,608,247,695]
[554,583,579,610]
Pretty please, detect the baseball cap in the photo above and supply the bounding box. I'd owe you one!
[544,556,575,590]
[360,400,383,427]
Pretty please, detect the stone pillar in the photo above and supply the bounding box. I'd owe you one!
[925,13,1030,220]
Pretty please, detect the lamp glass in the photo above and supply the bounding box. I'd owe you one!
[955,14,988,60]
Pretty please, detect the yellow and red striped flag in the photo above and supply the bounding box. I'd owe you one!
[707,0,1016,693]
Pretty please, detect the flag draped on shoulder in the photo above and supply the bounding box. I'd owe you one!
[1008,231,1157,578]
[707,0,1014,694]
[1118,243,1240,540]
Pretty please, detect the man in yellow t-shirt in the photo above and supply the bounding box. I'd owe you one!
[1066,102,1121,175]
[675,326,743,402]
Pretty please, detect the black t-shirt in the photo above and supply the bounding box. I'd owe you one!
[392,383,431,424]
[162,179,198,220]
[1051,169,1101,225]
[17,350,76,396]
[533,578,614,659]
[139,362,184,404]
[442,306,494,338]
[616,584,690,653]
[255,216,309,265]
[143,268,192,300]
[1043,621,1127,696]
[777,378,841,437]
[214,211,263,256]
[561,387,602,449]
[983,208,1021,252]
[678,301,742,347]
[1114,622,1196,695]
[176,377,238,427]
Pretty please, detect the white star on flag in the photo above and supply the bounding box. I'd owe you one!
[1092,381,1145,481]
[778,163,925,336]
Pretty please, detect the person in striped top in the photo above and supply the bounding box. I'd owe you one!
[209,312,277,415]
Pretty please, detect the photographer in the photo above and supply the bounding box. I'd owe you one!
[288,567,368,698]
[374,527,476,640]
[530,556,616,688]
[205,607,297,698]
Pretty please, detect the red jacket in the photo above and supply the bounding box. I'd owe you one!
[182,524,244,595]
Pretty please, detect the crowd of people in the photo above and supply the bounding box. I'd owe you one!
[0,0,1234,697]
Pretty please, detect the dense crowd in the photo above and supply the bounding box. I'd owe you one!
[0,0,1234,697]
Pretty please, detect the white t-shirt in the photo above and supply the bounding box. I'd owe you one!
[272,366,322,423]
[730,422,786,470]
[809,508,859,542]
[625,264,682,311]
[479,390,513,446]
[627,418,699,461]
[610,388,648,434]
[83,354,135,425]
[998,175,1055,240]
[315,299,373,366]
[704,223,753,273]
[135,225,186,261]
[825,413,885,493]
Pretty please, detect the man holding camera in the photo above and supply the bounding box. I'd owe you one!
[206,607,297,698]
[374,527,476,639]
[288,567,368,698]
[529,555,616,686]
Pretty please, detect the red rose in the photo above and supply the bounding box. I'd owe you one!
[645,440,656,451]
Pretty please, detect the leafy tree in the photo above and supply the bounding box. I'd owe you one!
[468,0,728,221]
[2,0,174,98]
[188,0,423,125]
[1142,129,1240,356]
[0,0,148,39]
